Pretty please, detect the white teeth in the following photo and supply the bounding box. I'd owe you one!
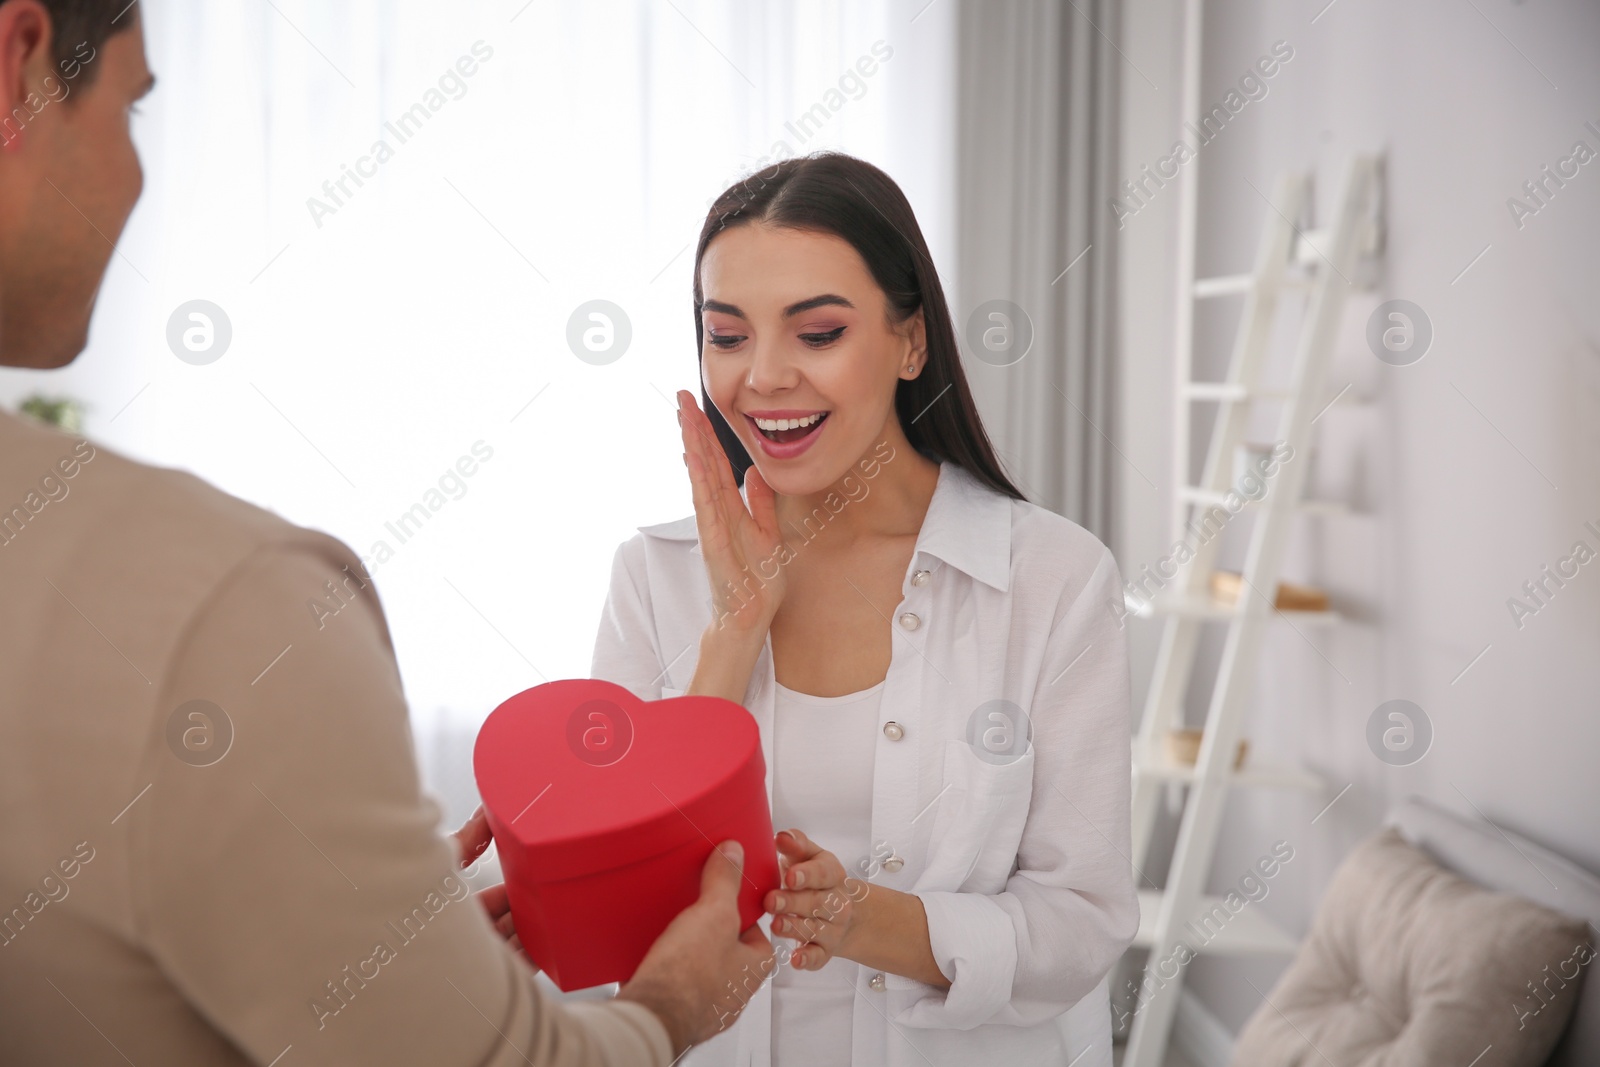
[753,413,824,432]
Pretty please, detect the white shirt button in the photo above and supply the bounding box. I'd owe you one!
[882,856,904,873]
[869,972,886,992]
[911,569,931,587]
[882,721,904,741]
[898,612,921,631]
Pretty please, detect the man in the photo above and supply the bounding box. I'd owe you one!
[0,3,773,1064]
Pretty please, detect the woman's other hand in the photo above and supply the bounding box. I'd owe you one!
[764,828,867,971]
[677,389,787,641]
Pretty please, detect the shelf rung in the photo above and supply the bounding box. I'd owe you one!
[1192,272,1314,299]
[1132,746,1324,792]
[1192,274,1252,298]
[1125,593,1340,625]
[1292,228,1335,266]
[1132,889,1301,956]
[1182,383,1363,409]
[1182,383,1292,402]
[1179,486,1348,515]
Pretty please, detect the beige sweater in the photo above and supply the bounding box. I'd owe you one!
[0,411,672,1066]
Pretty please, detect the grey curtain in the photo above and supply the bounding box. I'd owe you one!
[953,0,1122,545]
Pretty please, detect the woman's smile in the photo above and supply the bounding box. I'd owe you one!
[697,223,914,495]
[745,409,831,458]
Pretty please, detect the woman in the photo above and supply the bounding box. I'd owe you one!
[591,152,1138,1066]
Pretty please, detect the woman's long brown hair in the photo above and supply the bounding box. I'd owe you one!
[692,151,1025,502]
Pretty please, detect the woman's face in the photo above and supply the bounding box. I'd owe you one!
[698,223,924,497]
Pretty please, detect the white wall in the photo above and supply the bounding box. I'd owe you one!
[1117,0,1600,1038]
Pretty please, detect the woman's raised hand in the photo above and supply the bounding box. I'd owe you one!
[678,389,787,643]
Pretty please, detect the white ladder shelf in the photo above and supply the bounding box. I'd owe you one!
[1120,154,1384,1067]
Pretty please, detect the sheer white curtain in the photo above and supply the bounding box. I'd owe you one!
[0,0,956,820]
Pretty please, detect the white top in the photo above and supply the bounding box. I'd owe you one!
[769,679,884,1067]
[592,460,1138,1067]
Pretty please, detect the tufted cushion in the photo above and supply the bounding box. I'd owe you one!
[1231,826,1592,1067]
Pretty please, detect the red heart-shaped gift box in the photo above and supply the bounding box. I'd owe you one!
[473,678,780,990]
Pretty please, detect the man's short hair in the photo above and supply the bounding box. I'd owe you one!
[0,0,137,82]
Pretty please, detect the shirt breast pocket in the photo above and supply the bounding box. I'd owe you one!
[921,738,1036,894]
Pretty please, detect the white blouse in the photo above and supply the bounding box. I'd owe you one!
[591,460,1139,1067]
[769,679,883,1067]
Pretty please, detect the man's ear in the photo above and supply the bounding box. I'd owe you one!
[0,0,52,133]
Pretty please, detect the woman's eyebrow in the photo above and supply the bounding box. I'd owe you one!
[700,294,855,320]
[700,299,744,318]
[782,294,854,317]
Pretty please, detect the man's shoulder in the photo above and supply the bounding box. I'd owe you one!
[1,411,333,550]
[0,412,362,625]
[0,414,381,754]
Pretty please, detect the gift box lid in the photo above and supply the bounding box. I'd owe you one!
[473,678,766,883]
